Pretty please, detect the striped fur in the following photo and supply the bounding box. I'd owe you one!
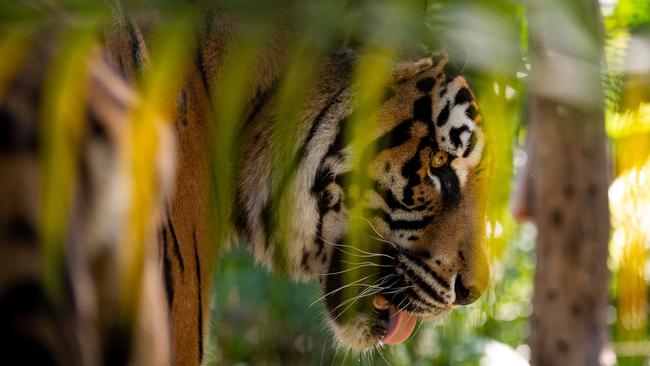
[236,53,490,350]
[0,5,490,366]
[0,32,173,365]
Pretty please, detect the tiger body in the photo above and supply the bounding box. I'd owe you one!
[0,1,490,365]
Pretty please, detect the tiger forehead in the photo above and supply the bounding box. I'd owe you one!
[378,72,447,134]
[373,61,484,187]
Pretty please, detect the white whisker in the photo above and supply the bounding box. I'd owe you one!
[317,234,395,260]
[309,274,376,307]
[329,343,340,366]
[341,260,390,268]
[365,233,399,250]
[316,263,391,277]
[328,274,399,318]
[350,215,386,240]
[375,343,392,366]
[391,296,410,318]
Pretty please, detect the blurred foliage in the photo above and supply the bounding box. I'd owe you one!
[39,19,98,299]
[603,1,650,366]
[3,0,649,364]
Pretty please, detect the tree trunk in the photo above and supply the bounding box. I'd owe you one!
[526,0,613,365]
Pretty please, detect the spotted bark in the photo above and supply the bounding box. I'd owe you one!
[526,0,612,365]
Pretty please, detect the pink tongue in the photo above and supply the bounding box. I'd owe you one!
[382,305,417,345]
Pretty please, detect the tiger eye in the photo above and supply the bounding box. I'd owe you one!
[431,150,448,168]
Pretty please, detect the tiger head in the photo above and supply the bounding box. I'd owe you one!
[309,54,490,350]
[238,52,490,351]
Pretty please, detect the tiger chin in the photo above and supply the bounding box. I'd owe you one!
[236,52,490,351]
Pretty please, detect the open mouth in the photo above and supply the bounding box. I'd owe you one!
[373,295,418,345]
[321,241,460,349]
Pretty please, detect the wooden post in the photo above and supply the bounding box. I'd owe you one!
[526,0,613,365]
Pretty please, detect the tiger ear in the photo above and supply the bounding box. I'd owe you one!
[390,51,449,83]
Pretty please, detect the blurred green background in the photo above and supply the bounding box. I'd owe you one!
[207,223,537,365]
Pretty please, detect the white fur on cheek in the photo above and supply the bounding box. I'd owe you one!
[436,104,475,156]
[327,313,379,351]
[425,172,442,192]
[450,126,484,187]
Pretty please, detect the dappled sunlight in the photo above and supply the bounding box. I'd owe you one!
[609,144,650,351]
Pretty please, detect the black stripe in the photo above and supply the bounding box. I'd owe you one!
[465,104,477,119]
[356,119,413,171]
[264,87,348,247]
[400,276,442,310]
[300,248,310,271]
[312,166,334,196]
[385,275,434,312]
[436,101,450,127]
[300,87,348,162]
[400,137,434,206]
[399,263,446,304]
[310,187,330,269]
[5,214,37,246]
[311,169,341,266]
[401,251,450,289]
[245,81,277,127]
[430,164,462,208]
[331,199,341,213]
[0,110,39,154]
[324,114,350,160]
[196,47,213,102]
[400,158,422,206]
[323,240,344,321]
[454,87,473,106]
[306,90,357,268]
[166,214,184,272]
[372,181,429,212]
[233,83,278,240]
[105,323,132,366]
[383,118,414,150]
[463,130,477,158]
[444,62,462,80]
[161,226,175,306]
[369,208,434,231]
[127,21,144,70]
[157,222,164,260]
[378,249,431,312]
[413,95,432,123]
[0,282,58,365]
[193,231,203,363]
[449,125,470,150]
[88,107,111,142]
[301,88,347,166]
[416,77,436,93]
[313,218,325,265]
[233,190,251,239]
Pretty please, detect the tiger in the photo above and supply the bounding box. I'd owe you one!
[0,1,490,365]
[236,53,490,350]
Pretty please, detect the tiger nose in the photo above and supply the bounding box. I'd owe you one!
[453,275,481,305]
